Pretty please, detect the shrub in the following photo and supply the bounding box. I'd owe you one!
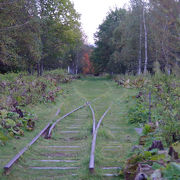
[128,99,149,124]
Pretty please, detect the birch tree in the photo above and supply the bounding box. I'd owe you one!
[143,3,148,74]
[138,1,143,75]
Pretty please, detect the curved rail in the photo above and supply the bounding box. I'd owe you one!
[89,106,111,173]
[47,103,87,138]
[3,103,86,174]
[88,104,96,135]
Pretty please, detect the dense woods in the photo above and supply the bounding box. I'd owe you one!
[0,0,85,74]
[91,0,180,75]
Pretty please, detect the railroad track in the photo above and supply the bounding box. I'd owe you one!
[3,98,124,179]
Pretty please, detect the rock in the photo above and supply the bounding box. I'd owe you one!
[134,173,148,180]
[150,169,162,180]
[135,128,143,135]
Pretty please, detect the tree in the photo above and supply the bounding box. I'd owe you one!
[91,0,180,75]
[0,0,83,74]
[91,8,127,73]
[82,53,94,74]
[143,2,148,74]
[0,0,42,73]
[148,0,180,73]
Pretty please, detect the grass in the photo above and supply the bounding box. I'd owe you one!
[0,76,138,180]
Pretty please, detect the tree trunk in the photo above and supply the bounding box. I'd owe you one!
[32,67,34,75]
[40,61,43,76]
[76,65,78,74]
[27,67,31,75]
[37,63,40,77]
[143,6,148,74]
[161,19,171,75]
[138,10,142,75]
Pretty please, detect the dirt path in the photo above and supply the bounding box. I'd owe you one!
[1,77,137,180]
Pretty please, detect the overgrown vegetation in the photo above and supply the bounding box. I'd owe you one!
[115,71,180,179]
[0,0,179,179]
[0,70,79,145]
[125,73,180,145]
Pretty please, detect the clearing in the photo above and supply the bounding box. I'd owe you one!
[0,76,138,180]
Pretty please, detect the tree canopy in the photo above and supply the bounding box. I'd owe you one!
[91,0,180,74]
[0,0,83,74]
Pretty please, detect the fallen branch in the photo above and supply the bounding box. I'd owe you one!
[89,106,111,173]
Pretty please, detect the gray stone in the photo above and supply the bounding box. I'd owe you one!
[134,173,148,180]
[135,128,143,135]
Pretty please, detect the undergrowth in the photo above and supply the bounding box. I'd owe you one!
[0,69,79,145]
[115,72,180,179]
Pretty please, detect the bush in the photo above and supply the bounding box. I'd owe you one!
[128,99,149,124]
[127,73,180,145]
[0,108,36,145]
[143,124,151,135]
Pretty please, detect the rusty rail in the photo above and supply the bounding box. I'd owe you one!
[89,106,111,173]
[88,104,96,135]
[47,103,87,138]
[3,103,86,174]
[4,122,51,174]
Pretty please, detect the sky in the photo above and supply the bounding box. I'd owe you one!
[72,0,129,45]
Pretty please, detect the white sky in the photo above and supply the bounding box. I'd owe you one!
[72,0,129,44]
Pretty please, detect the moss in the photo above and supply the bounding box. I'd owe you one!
[151,154,166,161]
[143,151,152,160]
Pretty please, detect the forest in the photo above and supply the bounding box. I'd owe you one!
[91,0,180,75]
[0,0,93,75]
[0,0,180,180]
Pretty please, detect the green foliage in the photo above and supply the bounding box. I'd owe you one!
[143,124,151,135]
[126,74,180,145]
[151,162,162,170]
[91,8,127,73]
[150,75,180,145]
[0,108,36,145]
[0,0,82,73]
[128,99,149,124]
[153,61,161,75]
[91,0,180,74]
[0,70,79,145]
[162,163,180,180]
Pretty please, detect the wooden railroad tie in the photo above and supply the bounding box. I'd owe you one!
[3,103,87,175]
